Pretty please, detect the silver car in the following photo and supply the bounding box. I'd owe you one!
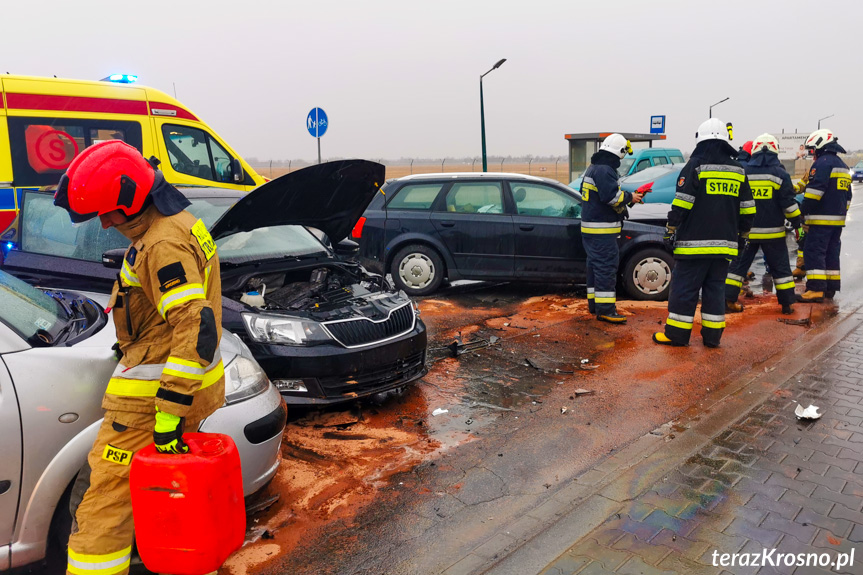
[0,270,286,571]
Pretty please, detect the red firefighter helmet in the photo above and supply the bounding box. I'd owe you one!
[742,140,754,154]
[54,140,155,223]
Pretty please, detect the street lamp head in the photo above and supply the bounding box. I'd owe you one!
[493,58,507,69]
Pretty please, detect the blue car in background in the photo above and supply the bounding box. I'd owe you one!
[852,161,863,182]
[619,164,682,204]
[569,148,685,202]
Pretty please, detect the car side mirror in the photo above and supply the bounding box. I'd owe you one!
[231,159,245,184]
[102,248,126,269]
[334,239,359,257]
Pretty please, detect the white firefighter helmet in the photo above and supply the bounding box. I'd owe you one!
[751,133,780,155]
[805,129,835,150]
[695,118,733,144]
[599,133,632,159]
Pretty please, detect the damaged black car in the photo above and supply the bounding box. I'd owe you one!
[2,160,428,404]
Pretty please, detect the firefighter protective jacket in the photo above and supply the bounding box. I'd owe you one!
[580,151,632,235]
[668,141,755,259]
[801,146,851,227]
[105,204,224,428]
[744,151,802,240]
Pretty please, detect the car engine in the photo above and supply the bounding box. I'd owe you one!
[228,265,408,322]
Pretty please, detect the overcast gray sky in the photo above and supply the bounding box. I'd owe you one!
[4,0,861,162]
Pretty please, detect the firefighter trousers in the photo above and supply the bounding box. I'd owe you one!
[583,233,619,316]
[664,258,728,346]
[804,225,842,293]
[725,240,795,307]
[67,414,201,575]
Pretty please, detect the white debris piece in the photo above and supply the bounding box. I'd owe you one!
[432,408,449,416]
[794,404,822,420]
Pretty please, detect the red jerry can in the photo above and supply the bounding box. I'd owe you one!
[130,433,246,574]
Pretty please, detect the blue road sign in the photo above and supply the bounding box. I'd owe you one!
[650,115,666,134]
[306,107,328,138]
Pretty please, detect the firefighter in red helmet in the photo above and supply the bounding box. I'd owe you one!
[54,141,224,575]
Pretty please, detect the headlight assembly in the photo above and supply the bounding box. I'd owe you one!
[241,313,332,345]
[224,356,269,404]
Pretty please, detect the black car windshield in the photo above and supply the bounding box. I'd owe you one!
[0,270,66,341]
[186,197,329,261]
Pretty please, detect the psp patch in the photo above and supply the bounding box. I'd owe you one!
[810,167,817,177]
[157,262,187,293]
[677,177,686,188]
[102,444,133,466]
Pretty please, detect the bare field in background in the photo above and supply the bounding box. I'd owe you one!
[252,162,573,185]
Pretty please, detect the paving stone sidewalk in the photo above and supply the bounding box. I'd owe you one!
[540,326,863,575]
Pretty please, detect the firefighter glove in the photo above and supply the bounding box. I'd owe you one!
[663,226,676,251]
[154,409,189,454]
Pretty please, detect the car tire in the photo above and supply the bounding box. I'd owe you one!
[390,244,445,296]
[622,247,673,301]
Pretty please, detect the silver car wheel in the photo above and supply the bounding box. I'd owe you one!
[398,253,435,289]
[632,256,671,295]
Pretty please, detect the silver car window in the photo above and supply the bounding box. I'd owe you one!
[0,271,65,341]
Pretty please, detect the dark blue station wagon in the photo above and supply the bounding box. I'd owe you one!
[354,172,674,300]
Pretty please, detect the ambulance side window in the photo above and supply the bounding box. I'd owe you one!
[7,117,143,187]
[162,124,236,183]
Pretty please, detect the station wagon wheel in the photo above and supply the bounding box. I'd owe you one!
[622,247,673,301]
[391,244,445,296]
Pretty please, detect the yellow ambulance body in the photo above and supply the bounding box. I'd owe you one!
[0,74,265,242]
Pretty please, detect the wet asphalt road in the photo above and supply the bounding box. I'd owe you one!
[242,190,863,575]
[236,191,863,574]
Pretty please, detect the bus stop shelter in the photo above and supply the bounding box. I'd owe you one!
[565,132,667,183]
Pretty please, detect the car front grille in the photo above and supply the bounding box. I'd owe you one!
[322,303,416,348]
[317,350,426,396]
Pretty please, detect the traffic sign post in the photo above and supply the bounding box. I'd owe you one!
[650,115,666,135]
[306,107,328,164]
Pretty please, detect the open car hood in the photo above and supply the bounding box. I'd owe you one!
[210,160,386,243]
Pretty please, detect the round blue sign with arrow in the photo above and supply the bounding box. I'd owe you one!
[306,107,328,138]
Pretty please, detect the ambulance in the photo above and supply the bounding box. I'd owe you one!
[0,74,266,245]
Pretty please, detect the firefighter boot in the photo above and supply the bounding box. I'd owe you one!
[781,304,793,315]
[652,332,686,347]
[824,290,836,300]
[597,313,627,324]
[796,291,824,303]
[726,300,744,313]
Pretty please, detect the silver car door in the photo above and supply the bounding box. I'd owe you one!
[0,353,23,558]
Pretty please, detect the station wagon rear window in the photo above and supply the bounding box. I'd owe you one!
[387,183,443,210]
[8,117,142,187]
[442,183,503,214]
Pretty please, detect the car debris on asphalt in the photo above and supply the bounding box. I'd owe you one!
[794,404,822,420]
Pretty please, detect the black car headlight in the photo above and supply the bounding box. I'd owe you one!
[241,313,332,345]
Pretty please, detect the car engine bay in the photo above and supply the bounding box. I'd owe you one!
[224,264,410,322]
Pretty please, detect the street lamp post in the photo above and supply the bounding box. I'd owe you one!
[817,114,835,129]
[709,97,730,118]
[480,58,507,172]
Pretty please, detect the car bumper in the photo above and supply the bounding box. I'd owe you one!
[248,321,428,405]
[199,383,286,496]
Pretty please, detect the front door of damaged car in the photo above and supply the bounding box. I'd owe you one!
[509,182,586,279]
[0,353,22,549]
[430,181,514,278]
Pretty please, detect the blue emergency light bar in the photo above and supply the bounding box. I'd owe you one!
[102,74,138,84]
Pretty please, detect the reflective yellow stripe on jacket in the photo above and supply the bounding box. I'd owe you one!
[581,221,622,235]
[120,260,141,287]
[106,351,224,397]
[157,283,206,318]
